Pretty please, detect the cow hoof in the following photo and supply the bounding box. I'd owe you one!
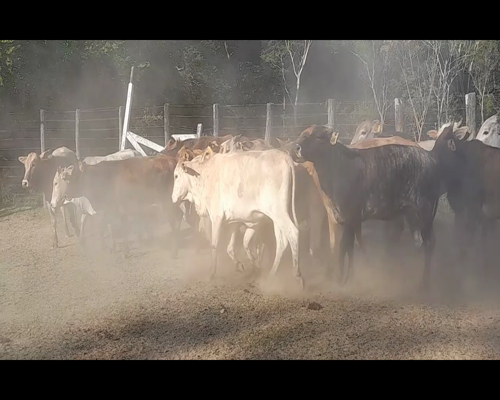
[296,276,305,290]
[236,263,245,273]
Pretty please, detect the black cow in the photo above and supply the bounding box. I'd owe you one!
[432,123,499,271]
[292,125,441,291]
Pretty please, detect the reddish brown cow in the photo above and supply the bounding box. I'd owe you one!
[161,135,232,157]
[50,155,183,257]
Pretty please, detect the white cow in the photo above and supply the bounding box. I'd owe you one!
[82,149,142,165]
[171,149,304,289]
[474,112,500,147]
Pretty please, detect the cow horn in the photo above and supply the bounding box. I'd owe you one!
[453,119,463,131]
[40,149,53,159]
[331,131,340,145]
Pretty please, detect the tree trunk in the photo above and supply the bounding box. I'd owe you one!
[294,76,301,128]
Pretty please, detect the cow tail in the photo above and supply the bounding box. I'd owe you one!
[290,160,299,230]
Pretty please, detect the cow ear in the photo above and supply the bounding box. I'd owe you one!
[372,120,382,134]
[447,139,457,152]
[317,126,333,141]
[18,156,27,164]
[40,149,53,159]
[201,146,213,162]
[427,129,438,139]
[330,132,340,145]
[454,126,470,141]
[65,165,75,176]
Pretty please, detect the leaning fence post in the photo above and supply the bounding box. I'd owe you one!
[213,103,219,137]
[395,98,404,133]
[163,103,170,146]
[120,66,135,151]
[265,103,273,145]
[40,109,46,208]
[118,106,124,150]
[75,109,81,160]
[327,99,335,130]
[465,92,476,138]
[197,123,203,138]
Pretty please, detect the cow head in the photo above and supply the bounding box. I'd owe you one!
[293,124,335,162]
[350,120,383,145]
[475,113,500,147]
[50,165,76,210]
[18,149,53,189]
[177,146,196,162]
[427,119,468,140]
[172,160,200,205]
[432,121,471,181]
[165,137,181,152]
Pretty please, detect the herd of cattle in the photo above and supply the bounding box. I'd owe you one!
[16,111,500,293]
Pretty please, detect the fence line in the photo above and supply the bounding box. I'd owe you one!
[0,96,477,207]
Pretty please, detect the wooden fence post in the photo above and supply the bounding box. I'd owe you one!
[465,92,476,138]
[120,66,135,151]
[40,109,46,208]
[327,99,335,130]
[118,106,124,150]
[265,103,273,144]
[197,123,203,138]
[213,103,219,137]
[395,98,404,133]
[163,103,170,146]
[75,109,81,160]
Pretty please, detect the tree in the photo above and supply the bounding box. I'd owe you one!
[340,40,397,125]
[262,40,313,127]
[422,40,474,127]
[392,40,438,141]
[468,40,500,124]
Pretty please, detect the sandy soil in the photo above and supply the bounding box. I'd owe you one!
[2,206,500,360]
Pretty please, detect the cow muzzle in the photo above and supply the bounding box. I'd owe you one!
[22,179,29,188]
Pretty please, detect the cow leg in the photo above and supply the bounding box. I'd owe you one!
[209,217,223,280]
[65,202,80,238]
[275,219,304,290]
[242,227,260,270]
[354,224,369,265]
[79,213,88,247]
[61,205,72,238]
[171,206,183,259]
[481,218,495,277]
[108,222,117,254]
[419,222,435,294]
[121,214,130,258]
[326,211,342,279]
[338,224,356,286]
[269,227,288,277]
[227,225,245,273]
[48,203,58,249]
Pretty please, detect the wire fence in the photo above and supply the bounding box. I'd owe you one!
[0,97,470,207]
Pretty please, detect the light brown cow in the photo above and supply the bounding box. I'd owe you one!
[18,147,80,248]
[171,148,304,288]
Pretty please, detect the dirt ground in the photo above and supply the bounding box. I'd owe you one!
[2,205,500,360]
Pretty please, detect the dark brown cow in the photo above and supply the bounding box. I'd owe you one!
[293,125,441,291]
[50,155,183,257]
[18,147,80,248]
